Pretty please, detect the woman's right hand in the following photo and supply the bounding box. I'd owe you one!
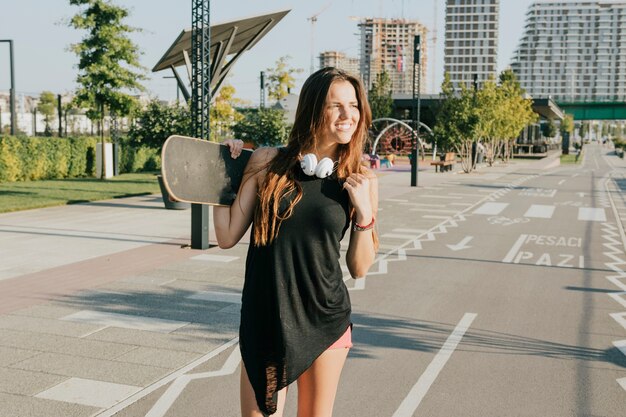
[222,138,244,159]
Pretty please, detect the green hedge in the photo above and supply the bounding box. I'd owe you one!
[0,136,161,183]
[119,145,161,174]
[0,136,99,182]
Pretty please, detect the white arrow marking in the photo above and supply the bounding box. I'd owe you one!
[446,236,473,251]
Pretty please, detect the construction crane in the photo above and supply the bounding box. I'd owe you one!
[431,0,439,93]
[308,2,333,74]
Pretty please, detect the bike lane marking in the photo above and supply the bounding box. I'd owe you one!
[392,313,477,417]
[501,234,585,268]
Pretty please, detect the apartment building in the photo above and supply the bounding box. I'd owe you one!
[511,1,626,101]
[444,0,500,89]
[357,18,428,95]
[318,51,361,76]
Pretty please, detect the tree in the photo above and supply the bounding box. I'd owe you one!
[210,83,243,142]
[560,114,574,135]
[232,108,289,147]
[69,0,146,178]
[37,91,57,136]
[368,71,393,120]
[127,100,192,151]
[266,56,303,102]
[69,0,145,121]
[542,118,557,138]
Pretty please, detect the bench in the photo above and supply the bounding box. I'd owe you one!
[430,152,456,172]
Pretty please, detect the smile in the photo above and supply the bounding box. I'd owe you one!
[335,123,353,131]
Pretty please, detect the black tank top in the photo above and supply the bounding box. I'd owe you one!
[240,165,352,415]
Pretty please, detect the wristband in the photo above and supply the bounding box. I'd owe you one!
[352,217,375,232]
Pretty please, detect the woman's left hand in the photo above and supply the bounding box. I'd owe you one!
[343,173,373,223]
[222,138,244,159]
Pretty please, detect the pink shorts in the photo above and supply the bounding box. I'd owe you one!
[328,327,353,349]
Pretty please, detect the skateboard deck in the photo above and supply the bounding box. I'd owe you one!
[161,135,252,206]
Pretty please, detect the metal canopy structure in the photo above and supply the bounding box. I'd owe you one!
[153,9,290,101]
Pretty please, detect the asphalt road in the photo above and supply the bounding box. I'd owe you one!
[99,143,626,417]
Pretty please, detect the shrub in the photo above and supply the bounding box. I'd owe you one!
[0,136,99,182]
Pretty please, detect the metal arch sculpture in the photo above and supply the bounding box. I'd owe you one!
[370,118,433,157]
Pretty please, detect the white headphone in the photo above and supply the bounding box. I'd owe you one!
[300,153,336,178]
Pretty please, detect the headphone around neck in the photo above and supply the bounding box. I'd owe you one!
[300,153,336,178]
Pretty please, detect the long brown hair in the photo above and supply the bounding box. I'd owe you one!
[253,67,373,246]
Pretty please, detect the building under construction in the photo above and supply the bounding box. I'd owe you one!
[318,51,360,77]
[357,18,428,95]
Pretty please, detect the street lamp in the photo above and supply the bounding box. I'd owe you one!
[411,35,421,187]
[0,40,16,136]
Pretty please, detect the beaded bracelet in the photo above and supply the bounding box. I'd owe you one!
[352,217,375,232]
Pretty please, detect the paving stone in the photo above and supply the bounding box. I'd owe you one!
[85,326,226,354]
[0,368,66,396]
[114,346,201,368]
[0,392,98,417]
[61,310,189,333]
[0,329,136,360]
[7,304,80,319]
[173,312,240,338]
[36,377,141,408]
[0,315,103,338]
[119,275,177,285]
[11,352,169,387]
[0,346,40,367]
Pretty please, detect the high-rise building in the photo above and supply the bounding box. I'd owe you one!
[444,0,499,90]
[318,51,360,77]
[357,18,428,95]
[511,1,626,101]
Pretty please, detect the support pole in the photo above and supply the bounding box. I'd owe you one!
[190,0,211,250]
[0,40,16,135]
[57,94,63,137]
[411,35,421,187]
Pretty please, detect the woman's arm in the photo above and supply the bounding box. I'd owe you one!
[213,146,276,249]
[344,171,379,278]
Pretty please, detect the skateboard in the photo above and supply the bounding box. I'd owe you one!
[161,135,252,206]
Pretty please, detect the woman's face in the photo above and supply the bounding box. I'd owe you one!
[319,80,360,148]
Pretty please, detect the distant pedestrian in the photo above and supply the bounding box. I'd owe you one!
[215,67,379,416]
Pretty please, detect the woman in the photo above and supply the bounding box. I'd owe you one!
[214,67,379,417]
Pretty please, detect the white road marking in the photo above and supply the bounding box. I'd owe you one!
[614,340,626,357]
[558,180,566,185]
[36,378,141,408]
[421,195,463,200]
[191,254,239,262]
[383,233,421,239]
[446,236,473,251]
[386,198,409,202]
[618,377,626,391]
[409,208,459,214]
[502,235,528,263]
[145,346,242,417]
[450,203,473,207]
[399,202,447,208]
[61,310,189,333]
[393,228,428,234]
[95,337,239,417]
[188,291,242,304]
[610,312,626,331]
[578,207,607,222]
[392,313,477,417]
[423,215,451,220]
[524,205,555,219]
[473,202,509,215]
[609,292,626,308]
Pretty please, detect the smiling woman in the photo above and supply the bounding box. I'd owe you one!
[212,67,379,416]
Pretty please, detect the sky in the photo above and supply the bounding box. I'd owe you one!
[0,0,537,106]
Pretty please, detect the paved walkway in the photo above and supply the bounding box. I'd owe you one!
[0,152,568,417]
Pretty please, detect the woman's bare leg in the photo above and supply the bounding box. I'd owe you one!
[296,348,349,417]
[240,365,288,417]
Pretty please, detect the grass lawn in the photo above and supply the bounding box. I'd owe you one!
[560,152,582,164]
[0,172,161,213]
